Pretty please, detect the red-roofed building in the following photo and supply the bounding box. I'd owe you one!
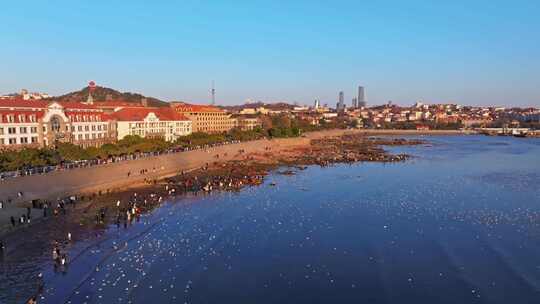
[93,100,146,114]
[0,100,116,149]
[170,102,234,133]
[113,107,191,141]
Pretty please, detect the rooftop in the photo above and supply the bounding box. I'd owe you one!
[112,107,189,121]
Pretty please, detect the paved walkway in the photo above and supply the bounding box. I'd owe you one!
[0,130,354,232]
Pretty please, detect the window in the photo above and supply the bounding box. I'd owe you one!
[0,138,4,145]
[18,115,26,123]
[9,138,16,144]
[20,137,28,144]
[29,115,37,122]
[31,137,38,143]
[7,115,15,123]
[20,127,27,134]
[8,127,16,134]
[30,127,37,133]
[78,126,82,131]
[78,134,82,140]
[85,126,89,131]
[51,117,61,132]
[84,134,89,140]
[0,127,3,135]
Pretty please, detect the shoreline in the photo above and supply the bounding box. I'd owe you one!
[0,129,460,204]
[0,132,425,238]
[0,128,465,235]
[359,129,475,135]
[0,131,428,303]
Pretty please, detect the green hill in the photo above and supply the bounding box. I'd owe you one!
[54,86,168,107]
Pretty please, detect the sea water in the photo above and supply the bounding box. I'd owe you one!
[2,135,540,304]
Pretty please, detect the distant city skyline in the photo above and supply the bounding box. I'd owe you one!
[0,1,539,107]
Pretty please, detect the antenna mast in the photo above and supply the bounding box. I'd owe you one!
[211,81,215,105]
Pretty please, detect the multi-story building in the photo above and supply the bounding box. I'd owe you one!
[0,108,42,148]
[170,102,234,133]
[232,116,262,131]
[0,98,116,149]
[337,91,345,112]
[357,86,366,108]
[113,107,192,142]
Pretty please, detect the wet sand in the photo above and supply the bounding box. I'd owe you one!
[2,133,539,304]
[2,132,425,234]
[0,133,426,251]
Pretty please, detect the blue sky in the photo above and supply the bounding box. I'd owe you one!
[1,0,539,107]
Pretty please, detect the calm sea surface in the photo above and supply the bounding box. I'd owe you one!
[2,135,540,304]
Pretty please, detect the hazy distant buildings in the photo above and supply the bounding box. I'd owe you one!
[337,91,345,112]
[352,97,358,108]
[357,86,366,108]
[314,99,320,110]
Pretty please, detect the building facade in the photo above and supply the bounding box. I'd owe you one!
[0,99,116,149]
[113,107,192,142]
[170,102,234,133]
[233,116,262,131]
[337,91,345,112]
[357,86,366,108]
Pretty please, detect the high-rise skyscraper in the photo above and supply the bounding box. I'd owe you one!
[314,99,320,109]
[352,97,358,108]
[337,91,345,111]
[357,86,366,108]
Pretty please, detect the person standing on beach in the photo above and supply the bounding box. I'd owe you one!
[52,246,58,262]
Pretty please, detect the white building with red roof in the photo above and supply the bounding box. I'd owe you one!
[112,107,191,142]
[0,97,116,149]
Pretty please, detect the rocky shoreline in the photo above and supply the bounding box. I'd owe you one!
[0,133,425,303]
[2,133,425,239]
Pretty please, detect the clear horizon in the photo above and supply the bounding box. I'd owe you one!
[1,1,539,107]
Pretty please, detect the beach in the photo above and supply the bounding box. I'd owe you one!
[0,129,438,236]
[0,129,468,206]
[0,128,434,303]
[1,134,538,304]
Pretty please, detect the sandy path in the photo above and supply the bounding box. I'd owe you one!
[0,130,350,204]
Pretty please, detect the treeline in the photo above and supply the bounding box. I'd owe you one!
[0,136,174,172]
[0,115,326,172]
[372,121,463,130]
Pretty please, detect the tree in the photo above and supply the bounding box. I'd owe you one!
[57,143,88,161]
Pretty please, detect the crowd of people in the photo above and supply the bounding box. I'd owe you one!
[5,141,279,304]
[0,140,243,181]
